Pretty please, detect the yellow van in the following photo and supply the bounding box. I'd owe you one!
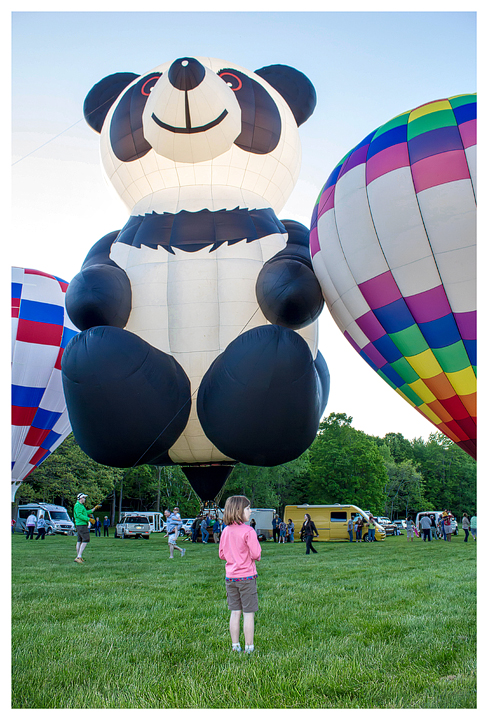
[283,504,386,542]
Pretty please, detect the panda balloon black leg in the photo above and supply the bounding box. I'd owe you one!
[61,326,191,468]
[196,325,330,466]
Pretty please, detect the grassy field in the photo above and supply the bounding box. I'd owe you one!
[11,529,476,709]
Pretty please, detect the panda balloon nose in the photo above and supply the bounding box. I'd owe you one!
[168,57,206,91]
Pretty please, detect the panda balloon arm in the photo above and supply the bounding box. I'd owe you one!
[255,220,324,330]
[65,232,132,331]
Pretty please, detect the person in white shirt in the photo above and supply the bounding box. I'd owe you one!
[25,513,37,540]
[420,515,432,542]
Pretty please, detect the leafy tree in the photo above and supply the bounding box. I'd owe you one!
[15,434,124,512]
[308,413,387,513]
[378,444,427,518]
[411,433,477,517]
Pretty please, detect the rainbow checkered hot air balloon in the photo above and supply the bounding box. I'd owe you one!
[11,268,79,500]
[310,94,476,459]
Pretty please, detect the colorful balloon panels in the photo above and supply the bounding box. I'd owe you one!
[310,94,476,458]
[11,268,79,495]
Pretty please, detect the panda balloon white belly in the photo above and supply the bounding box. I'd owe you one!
[110,232,319,464]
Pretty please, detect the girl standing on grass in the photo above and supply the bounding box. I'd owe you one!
[219,495,261,654]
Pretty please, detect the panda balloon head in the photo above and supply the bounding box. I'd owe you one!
[83,56,316,216]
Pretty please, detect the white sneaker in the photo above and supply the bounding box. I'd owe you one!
[181,549,186,557]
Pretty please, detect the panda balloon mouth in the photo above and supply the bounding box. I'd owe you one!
[151,109,229,134]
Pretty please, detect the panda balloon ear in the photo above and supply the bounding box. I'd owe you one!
[84,72,140,133]
[254,65,317,127]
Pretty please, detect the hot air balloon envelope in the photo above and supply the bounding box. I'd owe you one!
[12,268,79,499]
[310,94,476,458]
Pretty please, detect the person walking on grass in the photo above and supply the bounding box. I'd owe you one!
[103,516,110,537]
[462,513,470,542]
[164,508,186,559]
[354,516,363,542]
[25,512,37,540]
[278,519,287,544]
[443,510,454,542]
[287,519,295,543]
[420,514,432,541]
[73,493,101,563]
[201,514,209,543]
[213,516,221,543]
[367,514,376,543]
[301,513,319,554]
[405,516,415,542]
[35,513,46,540]
[470,515,477,541]
[219,495,261,655]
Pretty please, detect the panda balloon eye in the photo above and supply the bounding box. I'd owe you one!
[141,75,160,96]
[218,71,242,92]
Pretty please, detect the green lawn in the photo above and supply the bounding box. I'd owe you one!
[11,530,476,708]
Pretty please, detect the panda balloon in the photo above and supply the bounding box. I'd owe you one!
[62,56,329,500]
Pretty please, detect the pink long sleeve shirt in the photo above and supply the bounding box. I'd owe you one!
[218,523,262,579]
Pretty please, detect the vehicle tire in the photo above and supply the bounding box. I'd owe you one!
[68,530,74,536]
[143,536,149,540]
[46,527,54,536]
[121,530,125,539]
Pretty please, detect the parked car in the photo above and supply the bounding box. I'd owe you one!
[416,511,458,536]
[393,520,406,533]
[373,516,397,536]
[116,515,150,539]
[285,504,386,542]
[15,503,75,535]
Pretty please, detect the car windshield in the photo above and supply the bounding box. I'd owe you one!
[125,517,147,524]
[50,511,70,521]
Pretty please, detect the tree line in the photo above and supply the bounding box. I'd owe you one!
[14,412,476,521]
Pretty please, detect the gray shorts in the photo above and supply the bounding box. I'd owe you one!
[225,577,258,613]
[76,525,90,543]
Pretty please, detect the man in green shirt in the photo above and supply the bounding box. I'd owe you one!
[73,493,100,563]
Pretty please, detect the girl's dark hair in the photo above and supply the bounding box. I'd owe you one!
[223,496,250,526]
[304,513,311,521]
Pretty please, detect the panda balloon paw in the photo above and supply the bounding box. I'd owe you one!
[62,56,330,470]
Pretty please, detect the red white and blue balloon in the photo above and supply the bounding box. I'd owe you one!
[11,268,79,499]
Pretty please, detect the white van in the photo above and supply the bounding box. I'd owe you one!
[16,503,75,535]
[248,508,275,539]
[416,511,458,537]
[119,511,165,533]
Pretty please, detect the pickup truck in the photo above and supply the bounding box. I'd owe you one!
[116,515,150,539]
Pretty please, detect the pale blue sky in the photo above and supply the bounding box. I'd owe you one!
[10,9,477,442]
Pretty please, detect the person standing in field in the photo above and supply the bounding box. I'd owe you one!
[354,516,363,542]
[213,516,221,543]
[219,495,261,654]
[462,513,470,542]
[201,514,209,543]
[470,515,477,540]
[73,493,100,563]
[301,513,319,554]
[405,516,415,542]
[443,510,454,542]
[164,508,186,559]
[287,519,295,543]
[367,514,376,543]
[272,513,281,543]
[35,512,46,540]
[347,516,354,542]
[25,512,37,540]
[278,519,287,544]
[420,514,432,541]
[103,516,110,537]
